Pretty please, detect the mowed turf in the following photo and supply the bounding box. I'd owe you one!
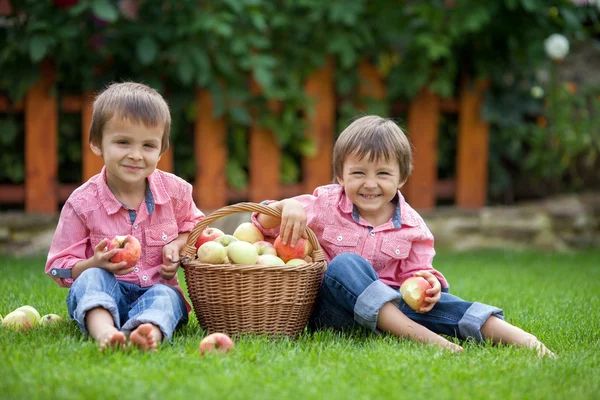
[1,249,599,400]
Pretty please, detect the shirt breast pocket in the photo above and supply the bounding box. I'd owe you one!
[377,237,412,270]
[322,226,361,258]
[145,222,179,267]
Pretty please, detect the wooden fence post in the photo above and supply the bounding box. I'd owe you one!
[303,58,335,192]
[25,61,58,213]
[358,59,386,110]
[405,87,440,210]
[456,78,490,208]
[194,88,227,210]
[81,92,104,181]
[248,81,281,203]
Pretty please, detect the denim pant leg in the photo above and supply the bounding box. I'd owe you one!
[66,268,127,334]
[121,284,188,341]
[398,292,504,343]
[309,253,401,332]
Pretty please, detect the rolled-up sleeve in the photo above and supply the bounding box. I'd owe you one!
[45,202,89,287]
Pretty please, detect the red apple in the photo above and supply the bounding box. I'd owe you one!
[199,333,234,355]
[2,310,32,331]
[273,236,312,263]
[195,227,225,249]
[107,235,141,270]
[233,222,264,244]
[399,277,433,312]
[253,241,277,256]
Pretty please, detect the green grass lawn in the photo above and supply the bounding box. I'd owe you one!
[1,249,599,400]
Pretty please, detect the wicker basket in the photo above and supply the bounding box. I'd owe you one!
[180,202,327,337]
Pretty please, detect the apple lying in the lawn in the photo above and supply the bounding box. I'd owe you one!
[399,276,433,312]
[256,254,285,266]
[273,236,312,263]
[233,222,264,244]
[254,241,277,256]
[40,314,63,326]
[286,258,307,266]
[197,241,228,264]
[107,235,141,269]
[2,310,32,331]
[227,241,258,265]
[15,305,41,326]
[195,227,225,249]
[199,332,235,355]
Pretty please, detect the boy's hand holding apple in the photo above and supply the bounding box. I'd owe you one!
[400,271,441,313]
[93,238,136,275]
[160,240,183,280]
[277,199,307,248]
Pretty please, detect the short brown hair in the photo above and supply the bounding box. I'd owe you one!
[89,82,171,153]
[333,115,413,183]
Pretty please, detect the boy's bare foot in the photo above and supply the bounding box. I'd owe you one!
[129,323,162,352]
[533,340,557,359]
[98,330,127,352]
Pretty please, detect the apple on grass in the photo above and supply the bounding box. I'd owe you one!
[197,241,228,264]
[227,241,258,265]
[199,333,234,355]
[399,277,433,312]
[254,241,277,256]
[233,222,264,244]
[195,227,225,249]
[256,254,285,266]
[107,235,141,270]
[2,310,32,331]
[273,236,312,263]
[40,314,63,326]
[14,305,41,326]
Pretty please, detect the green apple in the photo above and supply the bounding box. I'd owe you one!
[2,310,32,331]
[197,241,228,264]
[286,258,308,266]
[227,241,259,265]
[233,222,264,244]
[39,314,64,326]
[256,254,285,266]
[15,305,41,326]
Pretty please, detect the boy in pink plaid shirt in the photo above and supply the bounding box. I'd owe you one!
[45,82,204,352]
[254,115,554,357]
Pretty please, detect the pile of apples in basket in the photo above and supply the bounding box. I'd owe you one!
[195,222,312,266]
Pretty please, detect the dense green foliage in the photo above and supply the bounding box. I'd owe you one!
[1,249,599,399]
[0,0,599,202]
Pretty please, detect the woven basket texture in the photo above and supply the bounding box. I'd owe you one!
[181,203,327,337]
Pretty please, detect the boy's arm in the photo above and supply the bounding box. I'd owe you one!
[255,199,306,246]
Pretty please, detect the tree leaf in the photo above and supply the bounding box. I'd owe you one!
[136,36,158,65]
[91,0,119,23]
[28,35,51,62]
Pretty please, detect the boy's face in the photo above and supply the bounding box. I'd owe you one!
[337,152,404,222]
[90,116,163,191]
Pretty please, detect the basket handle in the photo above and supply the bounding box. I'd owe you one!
[181,202,327,263]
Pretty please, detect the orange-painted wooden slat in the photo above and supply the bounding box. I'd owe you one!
[194,88,227,210]
[25,61,58,213]
[303,58,335,191]
[358,59,386,106]
[405,87,440,211]
[62,95,83,112]
[157,148,173,173]
[248,81,280,203]
[456,78,490,208]
[80,92,105,181]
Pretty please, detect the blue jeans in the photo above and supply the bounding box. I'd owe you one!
[66,268,188,341]
[309,253,504,342]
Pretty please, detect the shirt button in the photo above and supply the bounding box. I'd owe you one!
[395,249,400,254]
[142,275,148,281]
[370,232,375,236]
[337,235,343,241]
[134,267,139,273]
[134,224,139,229]
[161,232,167,240]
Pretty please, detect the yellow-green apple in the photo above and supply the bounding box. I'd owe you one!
[195,227,225,249]
[107,235,141,269]
[253,241,277,256]
[399,277,432,312]
[213,234,238,247]
[197,241,228,264]
[15,305,41,326]
[274,236,312,263]
[232,222,264,244]
[286,258,307,266]
[256,254,285,266]
[227,241,259,265]
[199,332,234,355]
[2,310,32,331]
[40,314,63,326]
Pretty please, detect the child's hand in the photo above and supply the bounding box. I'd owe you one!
[278,199,307,247]
[414,270,441,313]
[159,242,181,281]
[93,238,133,275]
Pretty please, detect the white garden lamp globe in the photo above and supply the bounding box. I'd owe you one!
[544,34,569,61]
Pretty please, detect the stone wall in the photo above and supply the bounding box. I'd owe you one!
[1,192,598,257]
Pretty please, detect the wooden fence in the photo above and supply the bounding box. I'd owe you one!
[0,59,489,214]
